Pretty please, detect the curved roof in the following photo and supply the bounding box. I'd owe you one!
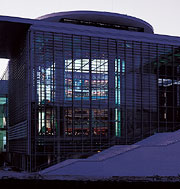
[38,11,154,34]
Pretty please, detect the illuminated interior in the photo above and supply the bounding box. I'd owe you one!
[65,59,108,100]
[0,97,7,152]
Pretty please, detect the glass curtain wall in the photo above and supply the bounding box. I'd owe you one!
[0,96,7,152]
[32,30,180,166]
[64,35,109,137]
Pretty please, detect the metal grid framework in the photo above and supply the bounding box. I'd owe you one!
[7,28,180,171]
[29,30,180,170]
[8,34,29,170]
[0,67,8,153]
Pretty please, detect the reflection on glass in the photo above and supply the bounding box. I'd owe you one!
[37,63,56,104]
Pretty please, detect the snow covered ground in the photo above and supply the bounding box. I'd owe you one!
[40,129,180,178]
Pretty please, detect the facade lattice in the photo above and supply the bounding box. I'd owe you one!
[1,11,180,171]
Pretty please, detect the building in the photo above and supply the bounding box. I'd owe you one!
[0,11,180,171]
[0,78,8,153]
[0,69,8,166]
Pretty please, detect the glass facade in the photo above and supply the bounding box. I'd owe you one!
[29,30,180,169]
[0,96,7,152]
